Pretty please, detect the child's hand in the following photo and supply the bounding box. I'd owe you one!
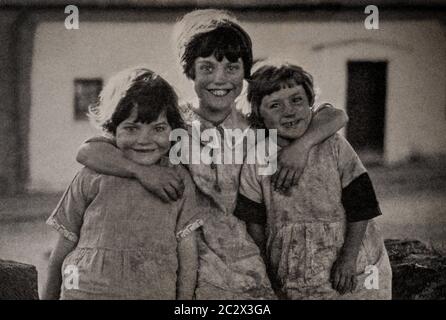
[330,254,358,295]
[134,165,185,202]
[272,140,310,191]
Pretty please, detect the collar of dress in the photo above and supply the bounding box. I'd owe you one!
[181,102,251,150]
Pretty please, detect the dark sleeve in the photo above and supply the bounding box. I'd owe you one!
[234,194,267,225]
[342,172,382,223]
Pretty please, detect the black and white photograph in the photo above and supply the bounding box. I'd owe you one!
[0,0,445,305]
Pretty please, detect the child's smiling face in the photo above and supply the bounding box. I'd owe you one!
[116,108,172,166]
[259,82,312,145]
[193,54,244,112]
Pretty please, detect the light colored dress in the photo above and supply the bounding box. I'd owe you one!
[47,159,200,299]
[179,103,276,299]
[239,134,392,300]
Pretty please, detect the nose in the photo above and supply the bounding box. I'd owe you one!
[136,128,153,145]
[283,101,296,117]
[213,65,228,84]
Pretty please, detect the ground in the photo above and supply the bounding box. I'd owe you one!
[0,159,445,298]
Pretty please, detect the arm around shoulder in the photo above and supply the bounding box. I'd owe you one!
[76,140,185,202]
[76,139,138,178]
[305,104,348,148]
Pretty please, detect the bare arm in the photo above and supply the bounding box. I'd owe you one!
[76,141,140,178]
[298,105,348,150]
[274,105,348,190]
[176,231,198,300]
[76,141,184,202]
[341,220,368,261]
[41,234,77,300]
[331,220,368,294]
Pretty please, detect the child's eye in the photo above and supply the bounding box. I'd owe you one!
[291,96,303,104]
[269,103,280,109]
[124,126,137,133]
[200,65,213,73]
[155,126,166,133]
[227,64,240,72]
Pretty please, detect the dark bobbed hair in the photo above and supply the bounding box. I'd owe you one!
[182,24,253,80]
[247,63,315,129]
[90,69,184,135]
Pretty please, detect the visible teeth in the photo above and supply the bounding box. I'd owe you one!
[209,89,229,97]
[283,120,299,128]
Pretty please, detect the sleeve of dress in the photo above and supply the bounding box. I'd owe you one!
[46,168,101,243]
[234,194,267,224]
[239,161,264,204]
[236,159,266,223]
[342,172,382,222]
[175,166,208,240]
[334,134,382,222]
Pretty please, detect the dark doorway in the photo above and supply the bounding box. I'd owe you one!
[346,61,387,159]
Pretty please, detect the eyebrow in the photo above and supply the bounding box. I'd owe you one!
[266,91,303,103]
[153,121,168,125]
[121,119,168,126]
[196,60,214,64]
[196,58,241,65]
[121,121,138,125]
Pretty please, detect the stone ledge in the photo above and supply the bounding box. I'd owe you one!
[0,259,39,300]
[385,239,446,300]
[1,240,445,300]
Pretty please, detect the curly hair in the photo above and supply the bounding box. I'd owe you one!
[88,66,184,135]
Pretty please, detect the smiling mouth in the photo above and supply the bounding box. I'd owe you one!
[132,149,156,153]
[282,119,301,128]
[207,89,231,97]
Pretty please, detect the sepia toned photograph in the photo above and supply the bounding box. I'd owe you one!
[0,0,445,304]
